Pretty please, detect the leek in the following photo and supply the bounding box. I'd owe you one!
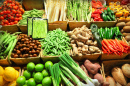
[59,53,100,86]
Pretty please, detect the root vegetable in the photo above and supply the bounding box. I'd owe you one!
[126,22,130,26]
[116,82,122,86]
[125,36,130,41]
[102,82,110,86]
[122,64,130,78]
[78,53,82,56]
[123,26,130,33]
[71,44,78,55]
[71,35,77,39]
[94,73,104,84]
[116,22,126,29]
[67,31,73,36]
[71,40,75,44]
[93,41,97,46]
[84,60,101,74]
[80,65,89,77]
[89,73,94,79]
[86,40,92,45]
[76,41,84,47]
[77,34,88,40]
[111,67,127,86]
[126,83,130,86]
[106,76,116,86]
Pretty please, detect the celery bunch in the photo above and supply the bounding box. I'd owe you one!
[67,0,92,22]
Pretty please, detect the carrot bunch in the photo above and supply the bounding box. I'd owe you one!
[102,39,130,55]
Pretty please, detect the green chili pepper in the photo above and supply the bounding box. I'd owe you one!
[107,7,111,12]
[107,15,112,21]
[104,10,107,15]
[105,27,108,39]
[102,13,107,21]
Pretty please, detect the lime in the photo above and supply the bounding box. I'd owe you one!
[34,72,43,83]
[27,62,35,72]
[42,69,49,77]
[27,78,36,86]
[23,70,31,80]
[35,64,44,72]
[42,77,52,86]
[25,80,28,85]
[16,76,26,86]
[32,71,35,78]
[23,85,27,86]
[36,84,42,86]
[45,61,53,70]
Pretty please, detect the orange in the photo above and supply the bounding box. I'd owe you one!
[3,67,16,81]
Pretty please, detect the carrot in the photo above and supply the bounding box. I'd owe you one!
[115,39,124,52]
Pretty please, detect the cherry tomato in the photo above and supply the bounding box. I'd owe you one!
[3,11,7,14]
[3,15,7,18]
[12,10,16,14]
[0,16,4,20]
[8,23,11,25]
[10,16,14,20]
[8,0,12,3]
[1,21,4,26]
[10,22,14,25]
[0,7,2,10]
[15,1,20,5]
[7,14,11,18]
[13,6,18,10]
[18,17,22,20]
[17,11,22,14]
[15,18,18,21]
[4,20,9,24]
[14,21,18,24]
[11,3,15,6]
[7,10,11,14]
[18,14,22,17]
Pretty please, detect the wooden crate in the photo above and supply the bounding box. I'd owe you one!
[101,53,128,60]
[92,19,117,28]
[72,53,101,61]
[48,21,67,31]
[0,24,20,33]
[18,24,27,34]
[22,0,44,10]
[68,21,91,31]
[0,57,11,66]
[102,59,130,75]
[10,53,41,65]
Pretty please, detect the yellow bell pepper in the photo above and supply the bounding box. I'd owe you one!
[115,12,123,17]
[124,10,129,17]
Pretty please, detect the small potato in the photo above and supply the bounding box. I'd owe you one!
[94,73,104,84]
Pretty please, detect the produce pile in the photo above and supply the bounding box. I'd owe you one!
[0,66,19,86]
[12,34,41,58]
[66,0,92,22]
[105,63,130,86]
[102,39,130,55]
[40,29,71,56]
[44,0,66,22]
[109,1,130,21]
[98,26,122,39]
[116,21,130,44]
[16,61,53,86]
[0,31,19,61]
[67,25,101,56]
[0,0,24,25]
[19,9,44,25]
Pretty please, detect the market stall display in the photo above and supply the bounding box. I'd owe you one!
[0,0,130,86]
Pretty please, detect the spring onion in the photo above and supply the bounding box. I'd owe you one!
[59,53,100,86]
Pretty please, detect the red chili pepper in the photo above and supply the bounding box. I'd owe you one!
[102,40,110,53]
[115,39,124,52]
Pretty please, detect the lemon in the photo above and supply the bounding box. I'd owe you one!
[0,66,4,76]
[0,76,6,86]
[15,70,19,80]
[7,81,16,86]
[3,67,16,81]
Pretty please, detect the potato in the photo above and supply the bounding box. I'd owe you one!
[125,36,130,41]
[116,82,122,86]
[106,76,116,86]
[94,73,104,84]
[111,67,127,86]
[122,64,130,78]
[126,83,130,86]
[116,22,126,29]
[102,82,110,86]
[80,65,89,77]
[123,33,130,36]
[123,26,130,33]
[126,22,130,26]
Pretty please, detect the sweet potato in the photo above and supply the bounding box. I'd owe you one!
[94,73,104,84]
[102,82,110,86]
[126,83,130,86]
[116,22,126,29]
[123,26,130,33]
[116,82,122,86]
[112,67,127,86]
[122,64,130,78]
[89,73,94,79]
[80,65,89,77]
[84,60,101,74]
[106,76,116,86]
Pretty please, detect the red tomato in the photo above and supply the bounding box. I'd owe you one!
[10,22,14,25]
[15,1,20,5]
[0,12,4,15]
[8,23,11,25]
[7,10,11,14]
[14,21,18,24]
[10,16,14,20]
[12,10,16,14]
[3,15,7,18]
[18,14,22,17]
[14,18,18,21]
[0,7,2,10]
[0,16,4,20]
[8,14,11,18]
[13,6,18,10]
[18,17,22,20]
[4,20,9,24]
[11,3,15,6]
[16,14,19,17]
[17,11,22,14]
[1,21,4,26]
[3,11,7,14]
[8,0,12,3]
